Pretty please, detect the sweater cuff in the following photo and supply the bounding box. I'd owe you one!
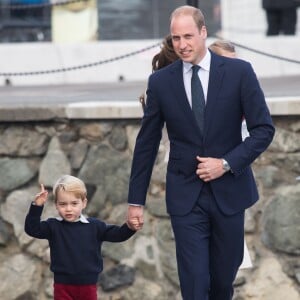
[123,223,136,234]
[29,203,44,216]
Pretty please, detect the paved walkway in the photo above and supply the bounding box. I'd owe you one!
[0,75,299,106]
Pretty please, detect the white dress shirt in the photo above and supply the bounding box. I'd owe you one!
[182,49,211,106]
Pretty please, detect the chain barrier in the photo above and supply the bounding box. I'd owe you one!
[232,41,300,65]
[213,34,300,65]
[1,40,299,77]
[0,2,299,76]
[0,42,161,77]
[0,0,87,9]
[0,37,299,77]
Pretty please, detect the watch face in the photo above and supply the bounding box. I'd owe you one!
[223,160,230,171]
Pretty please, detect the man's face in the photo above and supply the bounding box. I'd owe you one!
[170,14,207,65]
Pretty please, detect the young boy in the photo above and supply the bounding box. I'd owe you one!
[25,175,136,300]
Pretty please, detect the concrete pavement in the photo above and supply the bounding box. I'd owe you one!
[0,75,299,104]
[0,75,299,121]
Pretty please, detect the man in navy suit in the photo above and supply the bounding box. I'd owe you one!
[127,5,275,300]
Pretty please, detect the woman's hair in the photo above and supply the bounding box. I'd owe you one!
[139,35,179,110]
[152,35,179,71]
[53,175,87,202]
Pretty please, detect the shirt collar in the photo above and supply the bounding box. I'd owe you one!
[183,48,211,74]
[56,214,89,223]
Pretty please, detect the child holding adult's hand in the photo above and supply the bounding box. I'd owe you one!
[25,175,136,300]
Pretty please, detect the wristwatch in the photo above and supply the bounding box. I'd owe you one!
[222,159,231,172]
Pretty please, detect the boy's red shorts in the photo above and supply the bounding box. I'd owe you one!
[54,283,97,300]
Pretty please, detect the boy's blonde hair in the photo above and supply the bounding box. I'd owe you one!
[53,175,87,202]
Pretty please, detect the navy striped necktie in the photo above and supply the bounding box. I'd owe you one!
[191,65,205,134]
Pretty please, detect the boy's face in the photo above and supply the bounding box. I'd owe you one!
[55,190,87,222]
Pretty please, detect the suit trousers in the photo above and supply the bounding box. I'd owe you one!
[170,184,244,300]
[266,8,297,35]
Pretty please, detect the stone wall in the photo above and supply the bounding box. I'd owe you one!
[0,116,299,300]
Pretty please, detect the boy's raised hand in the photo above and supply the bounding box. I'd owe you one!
[34,184,48,206]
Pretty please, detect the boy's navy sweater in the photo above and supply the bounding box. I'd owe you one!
[25,204,135,285]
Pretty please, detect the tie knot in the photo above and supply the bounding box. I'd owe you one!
[192,65,200,75]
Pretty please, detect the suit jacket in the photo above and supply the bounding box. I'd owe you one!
[128,51,275,216]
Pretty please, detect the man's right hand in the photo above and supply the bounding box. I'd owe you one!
[127,205,144,231]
